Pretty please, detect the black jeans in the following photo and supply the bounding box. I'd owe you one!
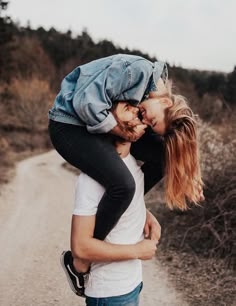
[48,119,164,240]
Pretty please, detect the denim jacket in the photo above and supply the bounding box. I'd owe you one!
[48,54,168,133]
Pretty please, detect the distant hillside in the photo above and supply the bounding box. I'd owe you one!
[1,13,236,102]
[0,12,235,165]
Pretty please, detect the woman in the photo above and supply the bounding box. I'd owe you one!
[48,54,168,243]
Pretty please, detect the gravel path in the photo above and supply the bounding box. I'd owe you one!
[0,151,188,306]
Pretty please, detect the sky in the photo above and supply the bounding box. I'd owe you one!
[6,0,236,73]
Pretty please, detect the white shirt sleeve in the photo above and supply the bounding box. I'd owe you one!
[73,173,105,216]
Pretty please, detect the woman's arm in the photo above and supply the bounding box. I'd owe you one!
[71,215,157,262]
[144,209,161,241]
[110,122,147,142]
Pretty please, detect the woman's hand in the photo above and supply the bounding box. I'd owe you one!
[144,210,161,241]
[111,123,147,142]
[194,181,205,202]
[135,239,158,260]
[198,185,205,202]
[129,124,147,142]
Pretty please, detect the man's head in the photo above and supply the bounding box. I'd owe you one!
[110,101,141,155]
[110,101,143,138]
[111,102,139,123]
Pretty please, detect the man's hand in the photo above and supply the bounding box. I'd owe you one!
[144,210,161,241]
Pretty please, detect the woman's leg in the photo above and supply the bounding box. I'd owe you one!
[49,120,135,240]
[130,127,164,194]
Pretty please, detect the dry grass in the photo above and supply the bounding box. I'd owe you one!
[198,118,236,267]
[0,78,54,132]
[146,179,236,306]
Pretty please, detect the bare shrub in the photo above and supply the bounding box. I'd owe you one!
[0,136,13,184]
[197,121,236,265]
[10,36,56,82]
[174,120,236,268]
[0,135,11,166]
[199,121,236,178]
[0,136,9,156]
[0,78,54,132]
[199,94,224,122]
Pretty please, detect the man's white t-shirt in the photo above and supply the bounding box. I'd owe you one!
[73,154,146,298]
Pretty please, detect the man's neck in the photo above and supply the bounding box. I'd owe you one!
[115,141,131,158]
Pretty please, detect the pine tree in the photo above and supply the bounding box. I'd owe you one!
[0,1,10,43]
[0,0,13,81]
[226,67,236,104]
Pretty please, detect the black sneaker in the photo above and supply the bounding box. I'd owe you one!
[60,250,89,297]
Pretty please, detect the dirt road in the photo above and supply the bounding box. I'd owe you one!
[0,151,188,306]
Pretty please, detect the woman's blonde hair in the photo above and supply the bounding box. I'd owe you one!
[153,80,203,210]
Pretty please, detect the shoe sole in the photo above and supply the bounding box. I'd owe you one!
[60,251,82,296]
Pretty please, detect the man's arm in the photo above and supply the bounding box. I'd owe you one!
[71,215,157,262]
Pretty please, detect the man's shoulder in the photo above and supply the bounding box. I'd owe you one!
[76,172,104,193]
[124,155,143,173]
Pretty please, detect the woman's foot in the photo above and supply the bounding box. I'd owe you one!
[73,257,90,274]
[60,250,89,297]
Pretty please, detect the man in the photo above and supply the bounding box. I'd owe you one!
[61,123,161,305]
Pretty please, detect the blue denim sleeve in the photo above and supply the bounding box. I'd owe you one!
[72,59,138,133]
[61,66,81,97]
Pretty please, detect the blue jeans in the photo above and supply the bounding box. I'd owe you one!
[85,283,143,306]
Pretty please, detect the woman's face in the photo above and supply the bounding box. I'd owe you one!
[139,97,172,135]
[114,102,139,122]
